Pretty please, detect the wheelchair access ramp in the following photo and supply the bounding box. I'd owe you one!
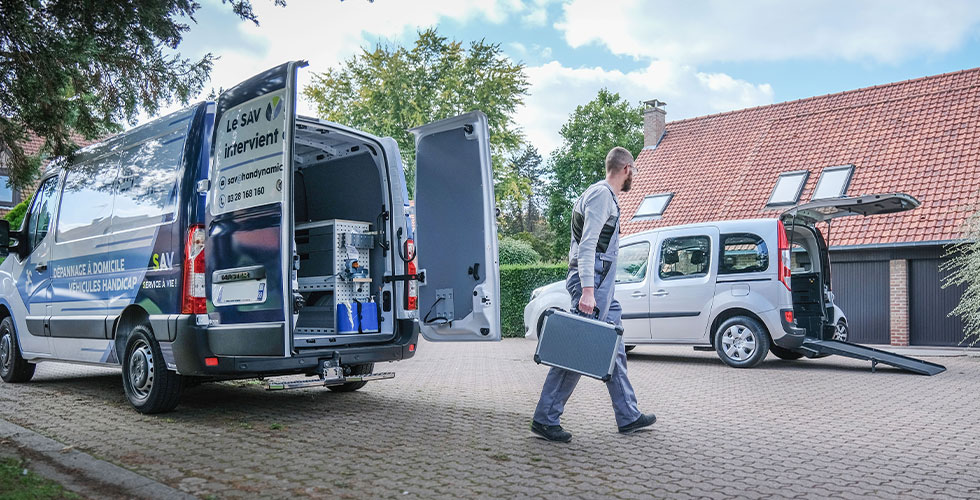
[800,339,946,376]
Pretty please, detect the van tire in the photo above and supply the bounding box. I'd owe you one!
[770,345,804,360]
[714,316,770,368]
[625,345,636,353]
[0,317,36,383]
[328,363,374,393]
[122,325,183,414]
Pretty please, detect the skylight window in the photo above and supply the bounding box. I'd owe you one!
[633,193,673,220]
[766,170,809,207]
[811,164,854,200]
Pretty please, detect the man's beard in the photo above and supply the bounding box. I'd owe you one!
[622,173,633,192]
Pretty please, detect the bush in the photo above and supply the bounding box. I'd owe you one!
[500,263,567,337]
[498,237,541,265]
[511,231,558,263]
[4,200,28,231]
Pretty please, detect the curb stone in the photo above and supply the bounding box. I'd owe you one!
[0,418,197,500]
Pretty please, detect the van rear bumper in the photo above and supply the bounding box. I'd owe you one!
[772,307,806,349]
[166,316,419,377]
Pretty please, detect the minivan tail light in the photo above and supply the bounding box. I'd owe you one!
[777,220,792,291]
[406,239,418,311]
[182,224,207,314]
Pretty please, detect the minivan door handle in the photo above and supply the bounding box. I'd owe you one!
[35,263,47,273]
[631,291,646,298]
[651,289,669,297]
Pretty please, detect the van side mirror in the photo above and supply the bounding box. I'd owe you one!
[0,220,9,258]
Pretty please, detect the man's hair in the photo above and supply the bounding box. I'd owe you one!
[605,146,634,174]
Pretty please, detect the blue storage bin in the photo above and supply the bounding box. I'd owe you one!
[337,303,359,333]
[359,301,379,333]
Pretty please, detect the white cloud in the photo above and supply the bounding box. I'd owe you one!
[518,60,774,155]
[556,0,980,64]
[152,0,534,120]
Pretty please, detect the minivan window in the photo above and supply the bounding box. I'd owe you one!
[791,243,813,272]
[616,242,650,283]
[57,157,118,241]
[111,133,184,231]
[659,235,711,279]
[27,177,59,249]
[720,233,769,274]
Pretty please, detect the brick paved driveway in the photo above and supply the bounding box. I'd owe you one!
[1,339,978,499]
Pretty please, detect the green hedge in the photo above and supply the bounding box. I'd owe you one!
[500,263,567,337]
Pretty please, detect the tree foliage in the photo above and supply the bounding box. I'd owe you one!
[302,28,529,198]
[0,0,284,188]
[496,145,548,236]
[942,213,980,346]
[545,89,643,257]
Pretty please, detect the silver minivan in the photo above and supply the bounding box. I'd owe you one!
[524,194,920,368]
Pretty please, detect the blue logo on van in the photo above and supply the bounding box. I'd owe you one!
[266,96,283,121]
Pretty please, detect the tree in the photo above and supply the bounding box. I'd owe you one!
[0,0,284,189]
[942,213,980,346]
[302,28,529,198]
[545,89,643,258]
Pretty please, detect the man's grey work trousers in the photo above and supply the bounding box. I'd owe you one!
[532,263,643,428]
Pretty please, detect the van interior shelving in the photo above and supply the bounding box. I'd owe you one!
[290,117,398,349]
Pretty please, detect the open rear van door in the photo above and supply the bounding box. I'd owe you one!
[411,111,501,341]
[205,61,305,357]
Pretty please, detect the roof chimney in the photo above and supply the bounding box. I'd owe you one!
[643,99,666,149]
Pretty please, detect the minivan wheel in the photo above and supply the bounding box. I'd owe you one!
[834,320,849,342]
[327,363,374,393]
[714,316,771,368]
[625,345,636,353]
[770,345,804,360]
[0,317,35,383]
[122,325,183,414]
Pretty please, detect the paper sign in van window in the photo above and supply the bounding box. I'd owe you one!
[211,90,287,215]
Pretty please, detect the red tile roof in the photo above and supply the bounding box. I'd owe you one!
[620,67,980,247]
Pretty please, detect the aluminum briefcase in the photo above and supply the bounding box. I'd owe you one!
[533,309,623,381]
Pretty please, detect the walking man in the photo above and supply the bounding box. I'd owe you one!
[531,146,656,442]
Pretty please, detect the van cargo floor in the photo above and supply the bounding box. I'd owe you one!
[800,339,946,375]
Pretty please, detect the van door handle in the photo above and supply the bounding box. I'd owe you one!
[631,291,646,298]
[651,290,669,297]
[35,263,47,272]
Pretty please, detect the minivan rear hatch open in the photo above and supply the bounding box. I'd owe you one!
[780,193,920,226]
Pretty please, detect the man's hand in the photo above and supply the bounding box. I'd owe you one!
[578,287,597,315]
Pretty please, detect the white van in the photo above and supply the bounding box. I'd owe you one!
[524,195,945,375]
[0,61,502,413]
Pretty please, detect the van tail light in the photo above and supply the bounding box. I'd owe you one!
[182,224,207,314]
[405,239,418,310]
[777,220,792,291]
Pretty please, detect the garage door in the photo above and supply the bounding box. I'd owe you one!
[830,261,890,344]
[909,258,968,347]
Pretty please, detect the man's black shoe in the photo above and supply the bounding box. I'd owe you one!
[618,413,657,434]
[530,421,572,442]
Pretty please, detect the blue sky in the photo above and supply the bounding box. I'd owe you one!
[170,0,980,155]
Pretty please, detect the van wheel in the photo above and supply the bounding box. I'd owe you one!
[833,320,849,342]
[328,363,374,393]
[0,317,35,383]
[715,316,770,368]
[625,345,636,353]
[770,345,804,360]
[122,325,183,414]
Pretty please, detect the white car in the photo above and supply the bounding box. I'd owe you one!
[519,196,922,368]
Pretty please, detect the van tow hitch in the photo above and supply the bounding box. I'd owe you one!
[265,359,396,390]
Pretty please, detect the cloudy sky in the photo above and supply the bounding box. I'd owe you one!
[171,0,980,156]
